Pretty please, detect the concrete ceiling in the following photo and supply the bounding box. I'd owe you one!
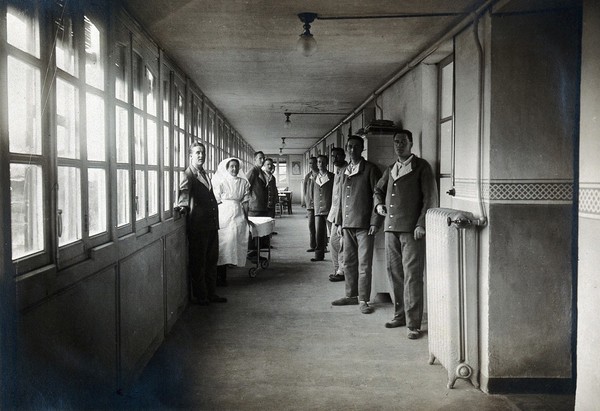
[120,0,489,154]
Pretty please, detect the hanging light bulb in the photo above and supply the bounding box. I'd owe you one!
[281,137,286,147]
[297,13,318,57]
[284,113,292,129]
[279,147,283,154]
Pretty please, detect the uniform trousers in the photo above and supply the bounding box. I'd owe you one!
[342,228,374,302]
[188,229,219,301]
[328,221,344,275]
[314,215,328,259]
[307,208,316,249]
[385,231,425,329]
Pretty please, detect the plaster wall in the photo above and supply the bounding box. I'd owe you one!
[453,7,578,390]
[484,8,578,386]
[575,0,600,408]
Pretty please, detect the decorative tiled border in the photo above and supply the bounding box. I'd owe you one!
[489,181,573,202]
[579,184,600,217]
[453,179,573,204]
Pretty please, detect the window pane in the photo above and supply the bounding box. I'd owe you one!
[162,78,170,120]
[133,52,143,109]
[440,120,453,175]
[163,124,170,167]
[7,5,40,57]
[163,170,170,212]
[179,131,186,168]
[116,105,129,163]
[7,57,42,155]
[117,169,130,226]
[55,11,77,76]
[56,78,80,159]
[148,170,158,217]
[10,164,44,259]
[135,170,146,221]
[147,119,157,165]
[88,168,107,236]
[115,43,128,102]
[146,67,157,116]
[134,113,144,165]
[87,93,105,161]
[441,62,453,119]
[58,166,82,246]
[84,15,104,90]
[177,93,184,127]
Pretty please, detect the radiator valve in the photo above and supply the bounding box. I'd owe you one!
[447,212,487,228]
[446,215,473,229]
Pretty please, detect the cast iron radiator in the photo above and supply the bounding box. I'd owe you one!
[426,208,479,389]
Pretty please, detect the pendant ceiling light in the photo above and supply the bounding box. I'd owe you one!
[297,13,317,57]
[284,113,292,129]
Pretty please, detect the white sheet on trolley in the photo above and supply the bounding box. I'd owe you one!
[248,216,275,237]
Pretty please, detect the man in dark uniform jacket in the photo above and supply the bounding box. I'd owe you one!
[374,130,437,339]
[177,142,226,305]
[302,157,318,252]
[263,157,278,218]
[312,155,335,262]
[246,151,269,217]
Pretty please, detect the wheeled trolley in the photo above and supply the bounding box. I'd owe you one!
[247,216,275,278]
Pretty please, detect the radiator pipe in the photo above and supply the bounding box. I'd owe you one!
[472,14,488,227]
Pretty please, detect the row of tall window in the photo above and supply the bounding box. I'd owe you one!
[4,0,254,271]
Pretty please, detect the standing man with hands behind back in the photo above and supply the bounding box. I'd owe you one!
[374,130,437,339]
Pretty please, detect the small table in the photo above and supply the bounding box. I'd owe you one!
[278,191,293,215]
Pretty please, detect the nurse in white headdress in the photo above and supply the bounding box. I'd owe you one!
[212,157,250,284]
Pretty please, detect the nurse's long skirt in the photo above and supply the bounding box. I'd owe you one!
[217,199,248,267]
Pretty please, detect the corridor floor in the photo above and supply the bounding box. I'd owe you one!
[121,206,574,411]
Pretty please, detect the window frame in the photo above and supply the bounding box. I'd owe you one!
[5,1,52,272]
[437,53,455,207]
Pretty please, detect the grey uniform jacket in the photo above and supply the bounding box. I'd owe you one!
[302,171,316,209]
[335,159,383,229]
[313,171,335,216]
[373,156,438,232]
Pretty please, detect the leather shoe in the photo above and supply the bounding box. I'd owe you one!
[310,257,324,262]
[208,295,227,303]
[331,296,358,306]
[306,248,315,252]
[328,274,345,282]
[385,318,406,328]
[359,301,374,314]
[407,328,421,339]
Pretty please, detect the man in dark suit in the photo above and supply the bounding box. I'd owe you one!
[177,142,227,305]
[332,135,383,315]
[246,151,269,217]
[263,157,279,219]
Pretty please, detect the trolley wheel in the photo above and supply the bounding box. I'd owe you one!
[248,267,257,278]
[260,259,269,269]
